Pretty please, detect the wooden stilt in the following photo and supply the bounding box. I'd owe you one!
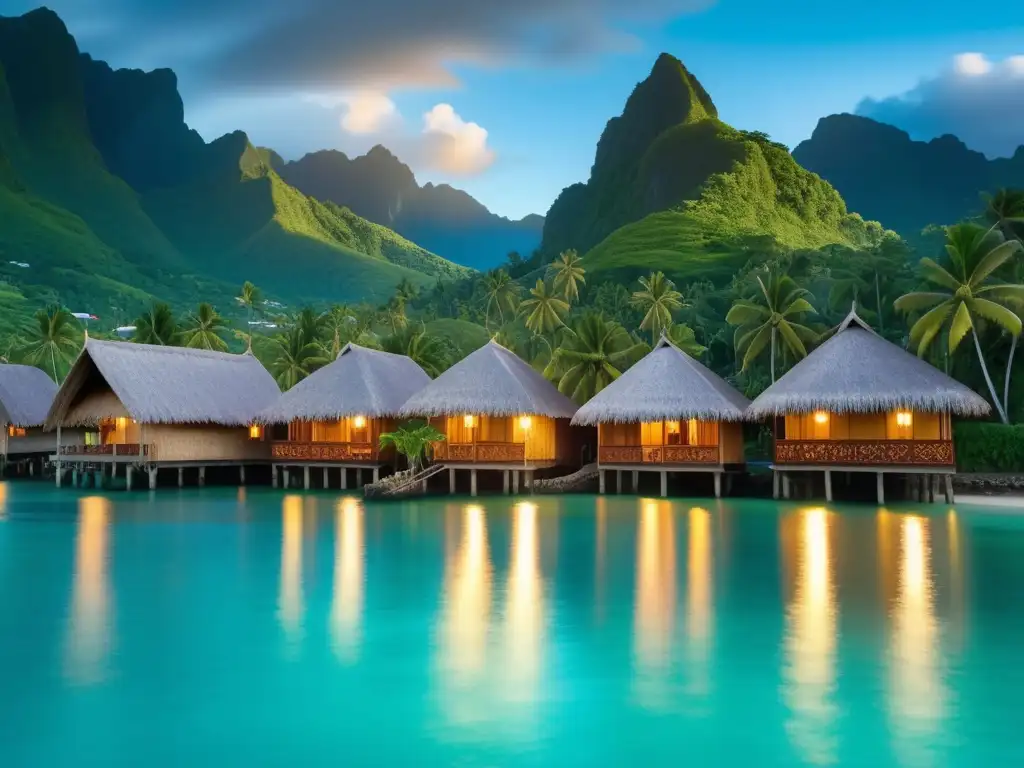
[323,467,329,489]
[944,474,954,504]
[824,470,833,503]
[72,468,79,487]
[616,470,623,494]
[631,470,639,492]
[372,467,380,483]
[714,472,722,499]
[773,471,780,500]
[148,467,157,490]
[449,468,456,494]
[782,473,790,500]
[599,469,606,494]
[56,463,62,488]
[240,465,246,486]
[503,470,510,495]
[513,471,521,494]
[272,465,278,488]
[303,466,310,490]
[178,467,184,488]
[470,469,478,497]
[198,466,206,487]
[660,470,668,498]
[356,468,364,488]
[283,468,290,489]
[930,474,938,504]
[341,468,348,490]
[126,467,133,491]
[526,470,534,493]
[876,472,885,505]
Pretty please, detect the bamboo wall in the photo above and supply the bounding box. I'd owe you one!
[720,422,745,464]
[441,414,560,462]
[287,417,392,445]
[145,424,271,462]
[783,411,949,441]
[599,420,722,448]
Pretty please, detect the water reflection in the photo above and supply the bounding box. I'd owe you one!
[65,496,112,684]
[278,495,305,647]
[503,501,545,708]
[331,497,364,663]
[685,507,712,699]
[781,507,838,764]
[633,499,677,708]
[885,513,947,764]
[0,482,7,520]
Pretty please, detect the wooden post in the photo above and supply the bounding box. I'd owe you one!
[126,467,133,491]
[660,470,668,498]
[599,469,606,494]
[283,468,290,489]
[303,466,310,490]
[782,473,790,500]
[631,470,639,492]
[503,470,510,495]
[340,468,348,490]
[72,468,79,487]
[470,469,478,497]
[773,471,780,500]
[876,472,885,505]
[272,465,278,489]
[55,425,62,486]
[178,467,184,488]
[526,470,534,493]
[356,468,364,488]
[372,467,380,484]
[198,466,206,487]
[944,474,954,504]
[513,471,520,494]
[616,470,623,494]
[240,465,246,486]
[323,467,328,489]
[714,472,722,499]
[824,470,833,503]
[148,467,157,490]
[449,468,456,494]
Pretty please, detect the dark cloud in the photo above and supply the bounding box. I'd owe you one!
[2,0,712,92]
[857,53,1024,158]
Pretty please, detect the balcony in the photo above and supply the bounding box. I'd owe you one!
[434,441,526,463]
[271,441,379,462]
[599,445,720,465]
[59,444,152,459]
[774,439,954,467]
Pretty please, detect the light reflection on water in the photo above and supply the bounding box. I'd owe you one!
[21,488,1023,764]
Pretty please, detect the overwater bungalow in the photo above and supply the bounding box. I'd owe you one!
[571,336,751,498]
[258,343,431,489]
[46,340,280,489]
[0,363,79,477]
[398,340,581,495]
[746,309,991,504]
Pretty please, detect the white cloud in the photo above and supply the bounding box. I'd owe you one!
[419,104,496,174]
[338,92,399,134]
[857,53,1024,158]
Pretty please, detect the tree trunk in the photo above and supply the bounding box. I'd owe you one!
[1005,333,1019,420]
[770,327,777,384]
[50,345,58,383]
[973,329,1009,423]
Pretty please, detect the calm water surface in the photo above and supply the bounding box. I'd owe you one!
[1,482,1023,766]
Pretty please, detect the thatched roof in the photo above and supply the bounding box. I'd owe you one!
[572,336,751,425]
[746,309,992,418]
[0,364,57,427]
[258,343,430,424]
[46,340,281,428]
[398,340,578,419]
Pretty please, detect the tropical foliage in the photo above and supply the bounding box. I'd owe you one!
[18,306,82,382]
[379,422,447,473]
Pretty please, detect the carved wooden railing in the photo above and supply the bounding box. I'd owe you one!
[60,443,151,457]
[774,439,955,466]
[599,445,720,464]
[272,441,378,462]
[434,441,527,463]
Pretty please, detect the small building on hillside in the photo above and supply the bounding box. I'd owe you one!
[46,340,280,489]
[398,340,582,496]
[0,364,77,477]
[746,309,991,504]
[572,336,751,497]
[258,343,431,489]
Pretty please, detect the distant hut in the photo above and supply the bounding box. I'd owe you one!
[746,309,990,504]
[46,340,280,489]
[572,336,751,497]
[398,340,581,495]
[258,343,431,489]
[0,364,79,477]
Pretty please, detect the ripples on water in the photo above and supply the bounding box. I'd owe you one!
[1,483,1023,766]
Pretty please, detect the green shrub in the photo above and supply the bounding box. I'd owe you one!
[953,422,1024,473]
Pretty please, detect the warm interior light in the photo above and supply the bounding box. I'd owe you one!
[519,415,532,430]
[813,411,829,425]
[665,420,680,434]
[7,425,25,437]
[248,424,263,440]
[116,417,127,430]
[463,414,476,429]
[896,411,913,428]
[353,415,367,429]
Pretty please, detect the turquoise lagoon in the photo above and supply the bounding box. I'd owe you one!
[1,482,1023,766]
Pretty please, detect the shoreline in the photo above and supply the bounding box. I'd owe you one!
[955,494,1024,510]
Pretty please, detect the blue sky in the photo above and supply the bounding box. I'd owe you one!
[4,0,1023,219]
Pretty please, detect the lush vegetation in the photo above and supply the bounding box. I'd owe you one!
[953,423,1024,473]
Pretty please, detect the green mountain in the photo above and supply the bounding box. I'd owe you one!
[0,8,468,336]
[541,54,889,284]
[277,146,544,270]
[793,113,1024,239]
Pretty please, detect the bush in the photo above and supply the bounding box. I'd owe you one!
[954,422,1024,473]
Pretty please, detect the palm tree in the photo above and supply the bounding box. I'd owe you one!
[481,269,520,331]
[18,306,81,382]
[984,188,1024,245]
[133,302,180,346]
[894,223,1024,424]
[379,422,446,474]
[320,305,355,360]
[380,326,452,378]
[547,313,647,403]
[179,303,229,351]
[547,249,586,304]
[519,279,570,338]
[238,281,262,351]
[631,272,685,345]
[726,270,817,383]
[269,327,327,390]
[667,323,707,358]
